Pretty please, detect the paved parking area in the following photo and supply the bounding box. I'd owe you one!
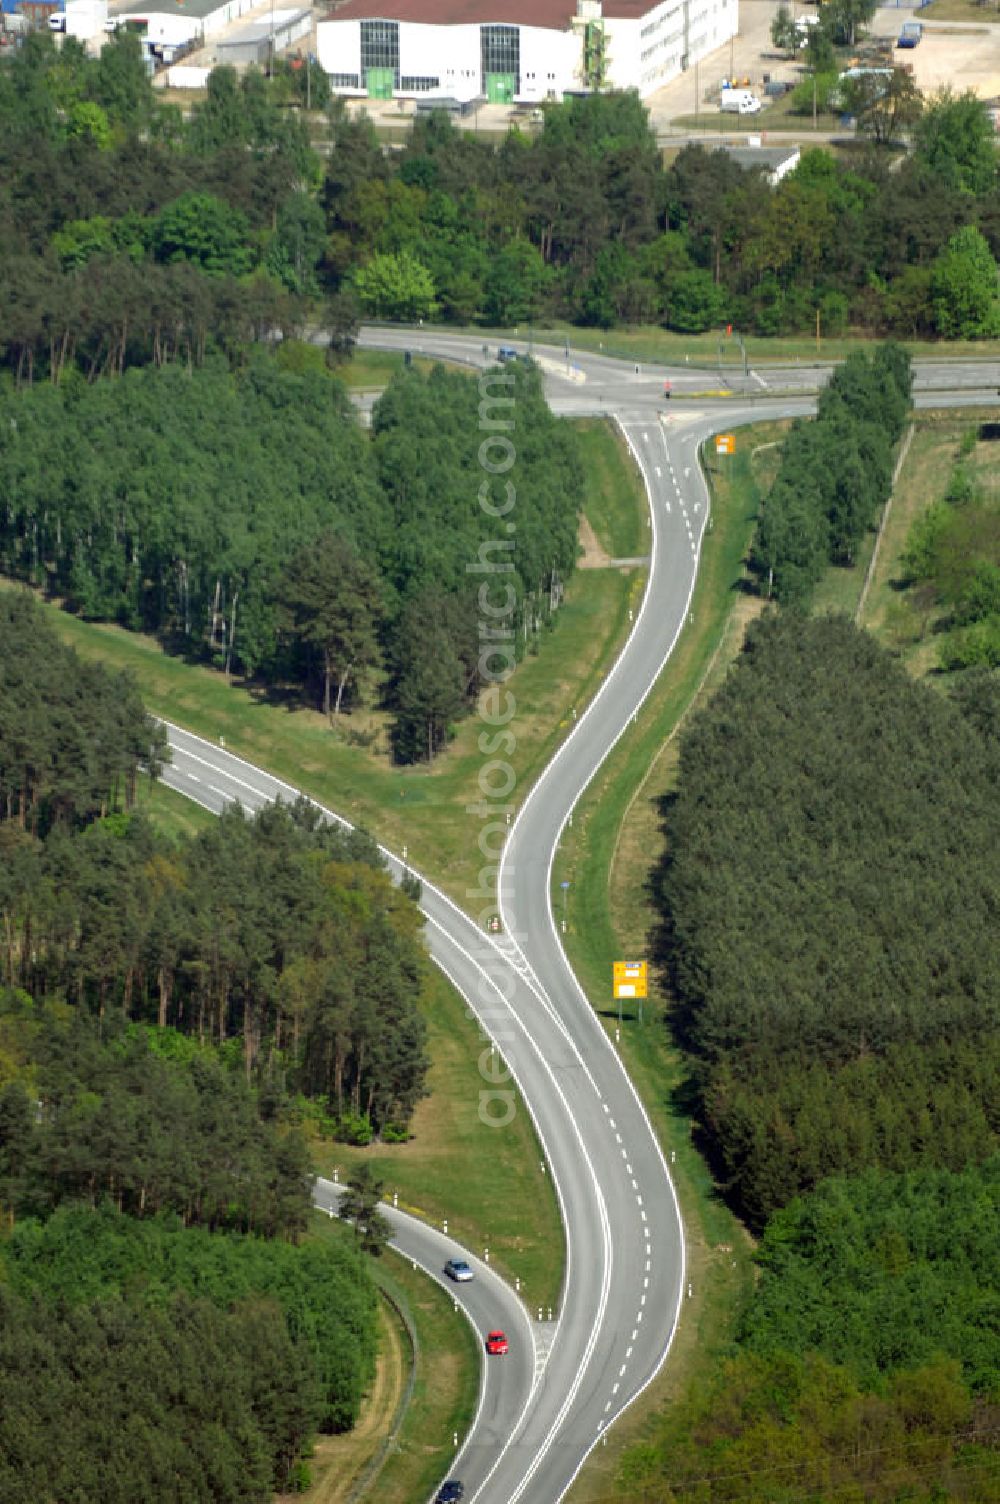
[644,0,1000,129]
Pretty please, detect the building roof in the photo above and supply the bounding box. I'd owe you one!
[720,145,800,173]
[117,0,227,18]
[326,0,653,25]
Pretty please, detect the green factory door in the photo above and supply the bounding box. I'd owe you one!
[485,72,515,103]
[366,67,394,98]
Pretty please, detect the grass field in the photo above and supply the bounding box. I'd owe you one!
[298,1213,479,1504]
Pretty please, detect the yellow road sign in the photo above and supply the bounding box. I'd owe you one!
[613,960,648,999]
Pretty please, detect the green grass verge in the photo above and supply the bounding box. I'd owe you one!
[135,772,216,842]
[468,321,1000,370]
[334,350,451,389]
[576,419,648,559]
[860,407,1000,675]
[310,966,563,1312]
[306,1212,479,1504]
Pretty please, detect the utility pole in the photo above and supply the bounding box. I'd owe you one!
[812,69,817,130]
[816,306,821,354]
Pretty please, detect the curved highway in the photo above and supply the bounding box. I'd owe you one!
[161,332,998,1504]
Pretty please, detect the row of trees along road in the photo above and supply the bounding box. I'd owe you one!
[0,355,582,761]
[2,34,1000,365]
[752,341,912,605]
[629,617,1000,1498]
[0,592,431,1139]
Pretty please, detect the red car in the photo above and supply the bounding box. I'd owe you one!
[485,1330,508,1356]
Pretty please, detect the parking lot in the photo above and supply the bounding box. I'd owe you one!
[642,0,1000,129]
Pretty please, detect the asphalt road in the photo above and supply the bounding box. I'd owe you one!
[162,331,998,1504]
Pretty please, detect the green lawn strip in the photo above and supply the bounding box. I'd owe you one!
[576,419,648,559]
[307,1212,479,1504]
[309,966,563,1313]
[0,426,635,912]
[135,771,216,841]
[335,351,457,389]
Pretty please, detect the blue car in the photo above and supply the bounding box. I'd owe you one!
[497,346,518,362]
[436,1482,464,1503]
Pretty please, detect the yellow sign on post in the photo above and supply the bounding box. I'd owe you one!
[715,433,736,456]
[613,961,648,1000]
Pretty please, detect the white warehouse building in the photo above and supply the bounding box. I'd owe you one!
[316,0,736,104]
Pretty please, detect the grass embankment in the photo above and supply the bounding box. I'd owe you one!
[859,407,1000,670]
[334,351,443,389]
[297,1213,479,1504]
[553,426,793,1501]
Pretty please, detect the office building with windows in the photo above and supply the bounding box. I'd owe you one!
[316,0,736,103]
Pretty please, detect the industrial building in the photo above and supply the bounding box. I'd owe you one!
[316,0,737,104]
[113,0,264,58]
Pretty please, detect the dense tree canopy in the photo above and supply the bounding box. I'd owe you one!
[0,597,430,1134]
[742,1161,1000,1392]
[0,357,582,758]
[752,343,911,603]
[653,614,1000,1227]
[1,37,999,368]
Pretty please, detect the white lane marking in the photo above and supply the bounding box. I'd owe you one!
[604,1401,612,1412]
[615,1132,622,1144]
[654,464,661,477]
[631,1179,638,1191]
[642,432,650,444]
[636,1195,642,1206]
[645,1259,651,1272]
[638,1307,644,1319]
[609,1119,616,1130]
[631,1329,638,1341]
[625,1163,632,1175]
[640,1209,647,1222]
[208,784,231,800]
[626,1346,633,1358]
[644,1276,649,1289]
[619,1364,627,1378]
[612,1382,620,1395]
[752,368,768,389]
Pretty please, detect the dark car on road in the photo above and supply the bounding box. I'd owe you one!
[436,1482,464,1502]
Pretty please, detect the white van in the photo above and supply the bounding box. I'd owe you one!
[720,88,762,115]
